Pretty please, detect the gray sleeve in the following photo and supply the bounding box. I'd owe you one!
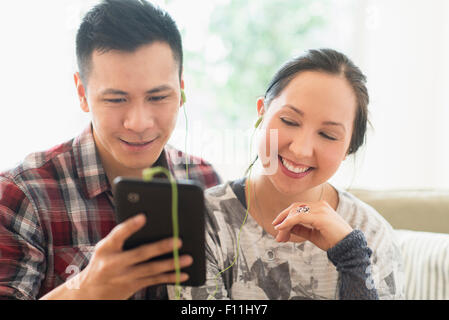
[327,229,379,300]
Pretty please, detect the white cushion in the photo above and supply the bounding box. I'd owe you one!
[395,229,449,300]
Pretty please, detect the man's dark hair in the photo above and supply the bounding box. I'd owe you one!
[76,0,183,86]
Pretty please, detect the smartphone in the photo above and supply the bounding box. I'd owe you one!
[113,176,206,286]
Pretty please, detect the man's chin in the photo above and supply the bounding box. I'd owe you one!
[113,143,165,175]
[117,156,161,174]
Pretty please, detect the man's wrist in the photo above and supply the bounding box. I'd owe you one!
[40,270,95,300]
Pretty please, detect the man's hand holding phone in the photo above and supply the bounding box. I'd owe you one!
[41,214,193,300]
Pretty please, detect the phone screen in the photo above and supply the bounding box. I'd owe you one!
[113,177,206,286]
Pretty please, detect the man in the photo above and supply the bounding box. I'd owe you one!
[0,0,220,300]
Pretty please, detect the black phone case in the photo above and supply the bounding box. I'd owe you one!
[113,177,206,287]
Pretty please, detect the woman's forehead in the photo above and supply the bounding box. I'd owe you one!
[272,72,357,115]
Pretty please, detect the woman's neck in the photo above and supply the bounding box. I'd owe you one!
[245,172,339,239]
[249,174,325,221]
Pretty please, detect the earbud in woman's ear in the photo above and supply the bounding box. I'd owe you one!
[181,89,186,104]
[254,116,263,128]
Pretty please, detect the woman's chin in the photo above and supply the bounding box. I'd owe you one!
[268,175,307,196]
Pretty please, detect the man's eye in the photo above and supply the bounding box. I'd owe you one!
[104,98,126,103]
[149,95,168,102]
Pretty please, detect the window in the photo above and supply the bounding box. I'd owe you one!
[1,0,448,190]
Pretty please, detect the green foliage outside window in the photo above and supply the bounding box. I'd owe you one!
[174,0,329,128]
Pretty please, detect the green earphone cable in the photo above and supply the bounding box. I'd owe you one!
[140,91,189,300]
[142,167,181,300]
[207,120,259,299]
[141,110,260,300]
[182,89,189,179]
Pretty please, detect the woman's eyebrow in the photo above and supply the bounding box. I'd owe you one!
[323,121,346,133]
[284,104,304,116]
[283,104,346,132]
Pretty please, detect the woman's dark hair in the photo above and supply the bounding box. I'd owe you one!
[264,48,369,155]
[76,0,183,86]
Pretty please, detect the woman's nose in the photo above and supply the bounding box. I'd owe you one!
[289,130,314,158]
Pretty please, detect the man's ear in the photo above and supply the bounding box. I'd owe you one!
[180,73,185,107]
[74,72,89,113]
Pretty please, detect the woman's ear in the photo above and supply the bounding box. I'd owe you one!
[257,97,265,117]
[74,72,89,113]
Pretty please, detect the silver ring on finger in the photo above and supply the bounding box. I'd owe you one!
[295,205,310,214]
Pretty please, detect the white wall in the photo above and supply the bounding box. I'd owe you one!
[329,0,449,190]
[0,1,92,170]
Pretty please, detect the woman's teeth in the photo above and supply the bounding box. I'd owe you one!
[281,157,311,174]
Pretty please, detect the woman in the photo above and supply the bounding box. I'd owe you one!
[172,48,404,300]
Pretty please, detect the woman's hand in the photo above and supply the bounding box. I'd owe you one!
[272,200,353,251]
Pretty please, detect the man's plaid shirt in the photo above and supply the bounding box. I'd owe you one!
[0,125,221,299]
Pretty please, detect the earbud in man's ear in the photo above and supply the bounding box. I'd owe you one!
[181,89,186,104]
[254,116,263,128]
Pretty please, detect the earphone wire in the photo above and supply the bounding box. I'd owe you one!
[139,91,199,300]
[182,90,189,179]
[142,167,181,299]
[208,120,258,299]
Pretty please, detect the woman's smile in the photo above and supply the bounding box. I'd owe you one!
[278,155,315,179]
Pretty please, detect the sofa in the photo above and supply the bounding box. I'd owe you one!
[350,189,449,300]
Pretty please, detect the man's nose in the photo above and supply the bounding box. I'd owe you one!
[123,103,155,133]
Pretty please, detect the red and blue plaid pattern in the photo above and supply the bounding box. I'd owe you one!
[0,125,221,299]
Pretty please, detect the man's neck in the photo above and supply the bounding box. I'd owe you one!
[104,166,144,189]
[101,151,168,192]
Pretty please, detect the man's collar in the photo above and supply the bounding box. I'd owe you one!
[72,124,174,199]
[72,125,110,199]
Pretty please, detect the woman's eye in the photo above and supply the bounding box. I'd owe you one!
[280,118,298,126]
[320,132,337,141]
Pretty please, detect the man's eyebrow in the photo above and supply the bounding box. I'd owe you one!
[100,88,128,95]
[283,104,346,132]
[100,85,173,96]
[145,85,173,94]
